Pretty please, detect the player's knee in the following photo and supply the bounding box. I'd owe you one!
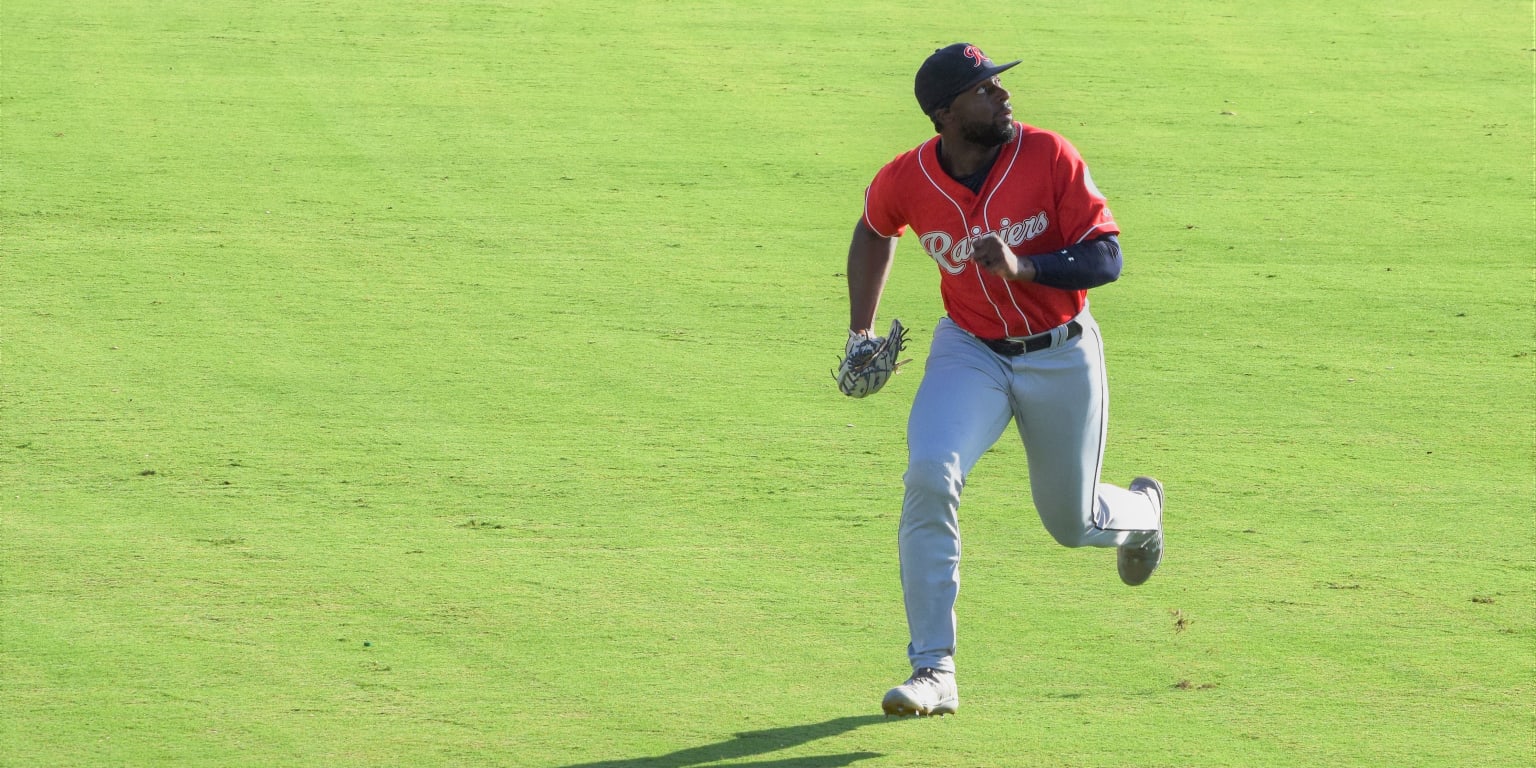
[1038,509,1096,548]
[904,455,964,501]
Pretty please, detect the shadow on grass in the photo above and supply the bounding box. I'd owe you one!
[557,714,890,767]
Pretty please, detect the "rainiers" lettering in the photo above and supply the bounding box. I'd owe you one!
[919,212,1049,275]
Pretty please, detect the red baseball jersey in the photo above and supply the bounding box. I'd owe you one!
[861,122,1119,339]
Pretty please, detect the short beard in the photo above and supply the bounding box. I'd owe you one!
[961,120,1017,148]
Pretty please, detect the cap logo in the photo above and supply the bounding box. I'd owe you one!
[962,45,987,67]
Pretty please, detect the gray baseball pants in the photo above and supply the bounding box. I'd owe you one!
[900,310,1161,673]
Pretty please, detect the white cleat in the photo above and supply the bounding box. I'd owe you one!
[881,667,958,717]
[1118,476,1165,587]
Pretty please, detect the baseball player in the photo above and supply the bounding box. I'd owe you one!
[842,43,1166,717]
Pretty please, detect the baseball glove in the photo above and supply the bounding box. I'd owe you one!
[834,319,909,398]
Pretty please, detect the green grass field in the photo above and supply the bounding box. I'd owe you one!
[3,1,1531,766]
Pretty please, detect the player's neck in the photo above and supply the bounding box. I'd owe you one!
[936,135,1002,180]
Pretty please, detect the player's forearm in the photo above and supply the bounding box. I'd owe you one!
[847,220,897,332]
[1026,235,1123,290]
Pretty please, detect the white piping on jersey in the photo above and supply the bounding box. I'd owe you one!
[861,184,897,238]
[916,136,1015,337]
[1075,221,1115,244]
[980,133,1032,335]
[980,133,1024,235]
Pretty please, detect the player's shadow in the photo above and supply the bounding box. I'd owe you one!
[555,714,889,767]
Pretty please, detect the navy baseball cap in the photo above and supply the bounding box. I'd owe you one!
[914,43,1021,115]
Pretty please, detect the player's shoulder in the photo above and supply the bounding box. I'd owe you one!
[1014,123,1078,155]
[873,136,939,178]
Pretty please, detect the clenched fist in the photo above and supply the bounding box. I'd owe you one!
[970,233,1037,282]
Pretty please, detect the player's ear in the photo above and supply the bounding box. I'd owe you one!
[929,107,948,133]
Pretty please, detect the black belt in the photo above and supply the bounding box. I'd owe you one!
[980,320,1083,356]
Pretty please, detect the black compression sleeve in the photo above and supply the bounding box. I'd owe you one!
[1026,235,1122,290]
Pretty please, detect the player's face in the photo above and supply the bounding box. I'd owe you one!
[945,77,1016,147]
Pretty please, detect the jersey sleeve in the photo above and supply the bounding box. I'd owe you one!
[860,158,909,238]
[1051,136,1119,244]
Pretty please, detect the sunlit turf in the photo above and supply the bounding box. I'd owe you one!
[3,1,1530,766]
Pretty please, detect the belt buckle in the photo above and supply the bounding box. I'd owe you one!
[982,337,1024,356]
[986,320,1079,356]
[996,332,1046,355]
